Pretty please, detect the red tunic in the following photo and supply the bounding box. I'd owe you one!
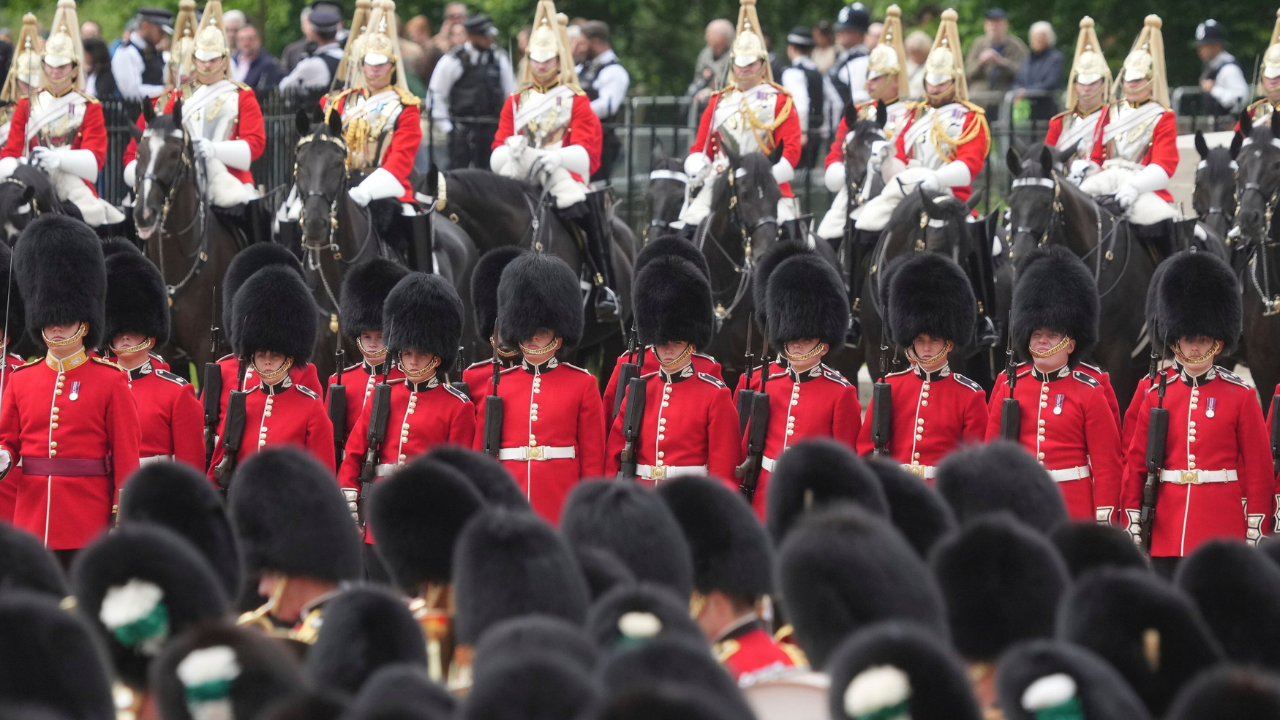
[735,360,788,395]
[471,358,606,524]
[1074,363,1121,435]
[322,88,423,202]
[1122,367,1273,557]
[1088,103,1179,203]
[855,365,987,480]
[744,365,862,520]
[0,353,34,522]
[0,354,140,549]
[1121,367,1180,470]
[606,365,742,489]
[985,365,1124,523]
[715,620,801,687]
[690,86,803,197]
[123,85,266,185]
[213,354,323,433]
[602,348,723,429]
[206,378,335,477]
[893,103,989,204]
[0,94,107,197]
[127,361,206,472]
[825,114,851,169]
[491,89,603,182]
[326,361,405,452]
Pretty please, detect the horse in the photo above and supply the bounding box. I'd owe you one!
[1191,129,1240,264]
[1232,110,1280,411]
[644,142,687,240]
[0,163,83,243]
[131,98,240,376]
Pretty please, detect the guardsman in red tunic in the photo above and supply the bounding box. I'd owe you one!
[606,251,741,487]
[463,247,526,401]
[101,240,204,472]
[857,253,985,480]
[0,216,140,558]
[1045,18,1112,175]
[986,247,1123,523]
[0,241,27,521]
[657,477,803,686]
[735,241,810,399]
[1122,252,1273,574]
[207,266,334,479]
[471,253,605,524]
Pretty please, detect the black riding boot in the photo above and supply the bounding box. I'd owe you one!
[844,231,873,347]
[561,195,620,324]
[1132,219,1176,260]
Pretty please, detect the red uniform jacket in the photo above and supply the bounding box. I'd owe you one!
[1122,366,1273,557]
[463,358,519,403]
[212,354,323,437]
[735,360,788,395]
[1,94,107,197]
[123,84,266,185]
[339,375,475,541]
[491,88,603,182]
[127,361,205,471]
[1089,103,1178,203]
[0,353,140,549]
[327,361,405,453]
[856,365,986,479]
[825,114,852,169]
[690,86,803,197]
[1121,367,1180,470]
[602,348,723,429]
[744,364,862,519]
[206,378,335,477]
[0,353,29,522]
[471,357,606,524]
[893,102,989,204]
[715,618,801,687]
[986,364,1124,523]
[323,88,423,201]
[606,364,741,489]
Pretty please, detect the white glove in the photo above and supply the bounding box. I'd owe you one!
[870,140,893,169]
[684,152,712,184]
[1114,183,1139,210]
[0,156,18,179]
[341,488,360,526]
[504,134,528,159]
[1067,159,1099,183]
[771,158,795,186]
[824,162,847,193]
[32,147,60,171]
[351,167,404,205]
[0,448,10,478]
[534,150,561,174]
[212,140,252,171]
[933,160,972,190]
[124,160,138,189]
[916,169,942,194]
[193,137,215,161]
[348,186,373,207]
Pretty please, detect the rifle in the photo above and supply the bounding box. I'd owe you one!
[737,314,758,434]
[998,331,1020,442]
[357,379,392,528]
[212,359,250,493]
[451,346,470,399]
[481,345,504,457]
[736,333,771,502]
[870,327,892,457]
[328,341,348,470]
[202,289,222,465]
[1270,395,1279,476]
[1139,355,1170,554]
[615,346,647,481]
[611,325,640,423]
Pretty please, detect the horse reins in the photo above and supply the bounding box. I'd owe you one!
[143,128,206,303]
[701,168,774,328]
[1238,182,1280,316]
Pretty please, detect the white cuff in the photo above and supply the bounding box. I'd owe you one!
[934,160,971,189]
[356,167,405,202]
[1128,164,1170,195]
[212,140,252,171]
[684,152,711,177]
[824,162,846,193]
[0,157,17,179]
[490,145,512,173]
[123,160,138,188]
[555,144,591,178]
[772,158,795,186]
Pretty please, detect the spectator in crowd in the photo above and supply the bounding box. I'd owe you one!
[568,24,588,65]
[0,38,11,87]
[1197,20,1248,116]
[396,15,428,95]
[80,21,101,40]
[233,23,282,92]
[577,20,630,182]
[783,26,831,168]
[112,6,172,100]
[688,18,734,103]
[110,19,136,57]
[278,5,344,92]
[813,21,837,73]
[867,22,883,48]
[407,15,445,86]
[516,25,531,78]
[434,3,469,53]
[914,4,942,27]
[279,7,314,73]
[828,3,871,108]
[429,15,515,170]
[1014,21,1064,121]
[224,9,247,54]
[448,22,467,50]
[905,29,931,99]
[0,28,11,44]
[965,8,1028,117]
[82,37,117,99]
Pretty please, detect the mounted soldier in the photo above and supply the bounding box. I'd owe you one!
[0,15,43,149]
[1244,11,1280,126]
[1046,17,1112,175]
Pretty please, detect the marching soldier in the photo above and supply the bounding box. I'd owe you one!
[101,240,205,471]
[328,259,409,443]
[734,242,809,397]
[463,246,525,400]
[606,250,740,485]
[0,215,140,558]
[1244,11,1280,126]
[0,241,27,523]
[985,246,1123,524]
[856,253,986,478]
[471,253,605,524]
[1046,18,1113,172]
[0,0,125,228]
[0,15,43,149]
[1122,252,1272,572]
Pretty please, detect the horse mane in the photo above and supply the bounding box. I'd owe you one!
[1199,145,1236,184]
[652,154,683,173]
[710,151,779,210]
[147,112,182,134]
[445,168,537,200]
[887,187,966,228]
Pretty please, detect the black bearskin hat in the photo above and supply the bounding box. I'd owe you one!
[884,253,975,348]
[452,508,590,645]
[656,476,773,602]
[1175,540,1280,669]
[340,259,408,340]
[997,640,1152,720]
[635,236,710,280]
[766,252,849,349]
[777,506,949,669]
[102,238,169,346]
[0,524,66,598]
[587,684,740,720]
[0,590,114,720]
[152,625,307,720]
[0,240,25,344]
[597,635,755,720]
[752,241,811,332]
[71,524,228,689]
[221,243,303,344]
[766,438,890,546]
[1049,522,1147,580]
[1143,254,1172,347]
[118,460,242,597]
[305,587,428,695]
[585,582,706,652]
[633,254,713,349]
[473,615,599,680]
[930,513,1070,663]
[369,456,485,588]
[1010,245,1098,367]
[1156,250,1242,354]
[383,272,464,368]
[346,664,456,720]
[462,654,600,720]
[827,621,981,720]
[935,441,1068,533]
[229,448,362,583]
[496,252,583,348]
[574,545,637,600]
[864,458,957,558]
[561,481,694,599]
[14,215,106,349]
[470,246,526,342]
[1057,567,1224,716]
[1165,665,1280,720]
[231,265,318,364]
[257,691,348,720]
[426,445,531,512]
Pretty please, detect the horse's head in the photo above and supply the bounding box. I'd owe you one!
[644,141,686,235]
[841,101,889,198]
[1005,143,1074,263]
[715,140,784,257]
[132,98,191,240]
[1234,110,1280,241]
[0,172,38,243]
[294,108,349,247]
[914,188,978,257]
[1192,130,1240,239]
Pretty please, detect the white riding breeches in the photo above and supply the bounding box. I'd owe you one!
[854,167,945,232]
[52,170,123,227]
[204,158,260,208]
[1079,167,1179,225]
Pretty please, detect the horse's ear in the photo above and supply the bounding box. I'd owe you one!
[1195,130,1209,160]
[1037,145,1053,175]
[652,140,666,163]
[918,187,938,216]
[141,100,155,124]
[425,164,440,196]
[129,124,143,142]
[1054,140,1079,167]
[767,140,785,166]
[964,189,985,215]
[1230,130,1244,159]
[874,99,887,129]
[20,184,35,205]
[170,98,182,122]
[327,109,344,139]
[843,101,857,132]
[1005,147,1021,178]
[296,109,312,136]
[1239,109,1253,138]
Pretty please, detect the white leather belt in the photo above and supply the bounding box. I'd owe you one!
[1046,465,1092,482]
[902,463,937,479]
[762,456,777,472]
[497,445,576,461]
[138,455,174,467]
[636,464,707,481]
[1160,469,1237,485]
[374,463,400,477]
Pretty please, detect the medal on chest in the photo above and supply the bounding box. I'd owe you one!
[69,380,81,402]
[1205,397,1216,419]
[1053,394,1064,415]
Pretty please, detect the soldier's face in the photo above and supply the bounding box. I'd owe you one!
[1029,329,1075,370]
[1264,75,1280,99]
[521,330,560,364]
[1075,79,1104,107]
[195,57,225,84]
[866,74,892,100]
[911,335,950,369]
[43,62,74,88]
[44,322,83,344]
[733,60,765,88]
[363,60,393,89]
[358,331,385,358]
[253,350,287,375]
[1122,78,1151,103]
[400,349,439,374]
[530,58,559,85]
[111,332,148,352]
[1174,335,1219,373]
[785,338,825,371]
[924,78,953,98]
[655,340,691,366]
[14,80,31,96]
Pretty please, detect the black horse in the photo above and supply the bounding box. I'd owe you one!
[1191,129,1240,263]
[1233,110,1280,410]
[644,142,687,240]
[0,163,82,243]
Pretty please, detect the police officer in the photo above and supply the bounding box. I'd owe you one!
[576,20,630,182]
[463,247,524,400]
[329,259,408,446]
[781,27,828,169]
[1196,20,1247,118]
[278,2,345,92]
[1045,18,1112,173]
[430,15,516,170]
[827,3,872,108]
[111,6,172,100]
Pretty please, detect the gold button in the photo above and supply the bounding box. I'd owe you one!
[917,418,924,425]
[1189,421,1196,428]
[1189,437,1196,443]
[1037,452,1045,460]
[1188,454,1195,461]
[257,441,265,449]
[1038,420,1045,426]
[1191,389,1200,396]
[531,404,538,410]
[786,430,795,436]
[921,392,929,398]
[1188,428,1196,435]
[534,389,541,394]
[658,434,666,441]
[50,422,58,429]
[662,402,669,408]
[1040,402,1048,408]
[51,407,59,413]
[659,418,667,424]
[922,383,930,390]
[915,434,923,441]
[399,454,407,461]
[656,460,664,467]
[1189,462,1197,469]
[265,411,272,417]
[529,440,537,446]
[790,400,798,406]
[402,423,411,430]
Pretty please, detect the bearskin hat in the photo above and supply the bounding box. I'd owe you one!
[561,481,694,599]
[346,664,456,720]
[71,524,228,689]
[827,621,981,720]
[1057,567,1224,716]
[231,265,318,363]
[426,445,531,512]
[0,590,114,720]
[229,448,362,583]
[383,272,464,368]
[1156,250,1242,354]
[452,508,590,645]
[1175,540,1280,669]
[883,253,975,348]
[585,582,707,652]
[864,458,957,558]
[1010,245,1098,367]
[635,236,710,280]
[1165,665,1280,720]
[102,238,169,346]
[0,240,27,344]
[752,241,811,332]
[574,546,637,600]
[935,441,1068,534]
[1049,522,1147,580]
[118,460,241,597]
[597,635,755,720]
[766,252,849,349]
[930,514,1070,663]
[633,254,713,349]
[766,438,890,546]
[258,691,348,720]
[1144,254,1172,347]
[14,215,106,349]
[340,259,409,340]
[656,476,773,602]
[0,524,66,598]
[462,653,601,720]
[588,684,740,720]
[474,615,599,680]
[305,587,428,695]
[777,506,949,669]
[470,246,527,342]
[152,625,306,720]
[997,640,1152,720]
[221,243,303,344]
[369,456,485,588]
[496,253,583,348]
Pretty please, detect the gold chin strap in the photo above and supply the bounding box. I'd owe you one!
[255,357,294,383]
[781,342,827,364]
[1172,340,1221,365]
[659,343,695,372]
[689,591,707,619]
[403,356,440,380]
[41,322,86,348]
[1029,335,1072,359]
[357,337,389,359]
[237,576,288,630]
[520,337,562,356]
[911,340,952,364]
[114,337,156,355]
[492,336,520,359]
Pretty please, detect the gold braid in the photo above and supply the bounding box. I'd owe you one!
[929,108,990,162]
[739,91,794,155]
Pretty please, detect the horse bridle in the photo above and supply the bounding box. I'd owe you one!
[701,168,775,327]
[0,176,42,219]
[141,128,207,301]
[1009,172,1126,298]
[646,169,686,235]
[1236,179,1280,316]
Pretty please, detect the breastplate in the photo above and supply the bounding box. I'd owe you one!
[1057,108,1102,159]
[1106,103,1159,164]
[907,102,968,169]
[181,83,242,142]
[1250,102,1275,126]
[31,91,86,149]
[858,100,909,140]
[516,87,575,149]
[342,89,404,170]
[712,86,780,158]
